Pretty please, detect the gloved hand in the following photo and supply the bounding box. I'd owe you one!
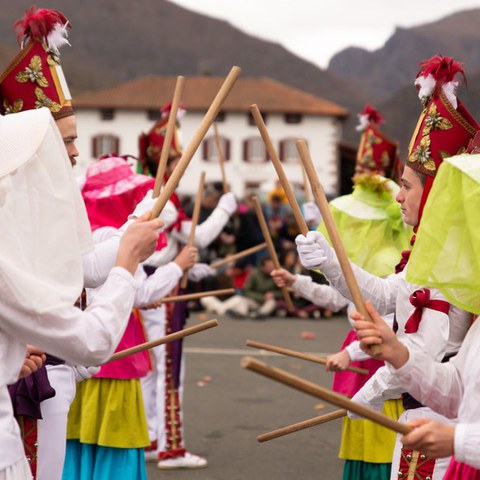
[302,202,322,226]
[348,388,385,419]
[217,192,237,216]
[129,189,156,219]
[73,365,101,382]
[295,231,334,271]
[188,263,215,282]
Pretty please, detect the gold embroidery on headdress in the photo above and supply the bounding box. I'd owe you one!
[15,55,49,87]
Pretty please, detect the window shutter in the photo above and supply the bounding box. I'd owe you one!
[279,140,285,162]
[202,139,209,161]
[225,139,231,160]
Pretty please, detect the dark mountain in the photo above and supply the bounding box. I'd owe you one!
[0,0,365,116]
[328,9,480,101]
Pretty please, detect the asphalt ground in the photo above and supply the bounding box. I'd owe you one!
[147,310,351,480]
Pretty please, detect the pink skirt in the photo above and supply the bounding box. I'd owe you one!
[444,457,480,480]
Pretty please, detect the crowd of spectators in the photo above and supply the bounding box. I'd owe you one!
[183,181,342,320]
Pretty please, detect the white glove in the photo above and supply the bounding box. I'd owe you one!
[303,202,322,225]
[217,192,237,216]
[73,365,101,382]
[348,388,385,419]
[295,231,334,271]
[188,263,215,282]
[129,189,156,219]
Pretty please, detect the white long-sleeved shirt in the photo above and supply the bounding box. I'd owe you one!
[86,227,183,310]
[321,260,470,406]
[393,319,480,469]
[145,207,230,267]
[0,267,137,472]
[291,274,349,312]
[291,273,395,362]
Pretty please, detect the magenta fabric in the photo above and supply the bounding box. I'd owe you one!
[332,329,384,397]
[95,310,150,380]
[82,156,167,248]
[444,457,480,480]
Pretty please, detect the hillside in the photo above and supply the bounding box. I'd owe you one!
[0,0,365,116]
[328,9,480,101]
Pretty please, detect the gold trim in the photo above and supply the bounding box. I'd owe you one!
[439,90,477,136]
[0,39,35,84]
[407,450,420,480]
[356,130,367,164]
[408,110,427,157]
[50,63,67,105]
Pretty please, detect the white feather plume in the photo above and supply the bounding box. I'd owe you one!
[46,22,70,51]
[442,80,459,109]
[415,73,459,109]
[414,74,436,101]
[355,114,370,131]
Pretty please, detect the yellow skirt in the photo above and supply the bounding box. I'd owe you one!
[339,399,404,463]
[67,377,149,449]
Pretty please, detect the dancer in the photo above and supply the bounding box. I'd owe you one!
[296,55,479,479]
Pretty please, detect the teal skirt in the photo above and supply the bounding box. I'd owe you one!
[343,460,391,480]
[62,440,147,480]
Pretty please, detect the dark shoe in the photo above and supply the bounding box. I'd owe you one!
[249,311,268,320]
[225,309,246,319]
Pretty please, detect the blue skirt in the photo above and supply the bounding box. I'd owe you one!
[62,440,147,480]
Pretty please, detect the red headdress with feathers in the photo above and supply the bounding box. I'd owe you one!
[355,105,398,177]
[0,5,73,119]
[137,102,184,177]
[407,54,479,225]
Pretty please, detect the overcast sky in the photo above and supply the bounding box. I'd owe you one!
[169,0,480,68]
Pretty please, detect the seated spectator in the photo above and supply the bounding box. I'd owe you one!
[200,256,282,319]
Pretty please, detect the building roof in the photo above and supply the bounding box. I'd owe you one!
[73,75,349,118]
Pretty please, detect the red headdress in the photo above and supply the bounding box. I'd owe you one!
[406,54,479,224]
[355,105,398,177]
[137,102,185,177]
[0,6,73,119]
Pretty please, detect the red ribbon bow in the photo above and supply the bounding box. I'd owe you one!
[405,288,450,333]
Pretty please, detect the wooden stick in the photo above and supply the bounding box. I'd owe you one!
[150,66,241,219]
[180,171,206,288]
[257,409,347,442]
[214,123,228,193]
[246,340,369,375]
[241,356,411,435]
[153,75,186,197]
[210,243,267,269]
[144,288,235,310]
[252,196,294,312]
[104,319,218,364]
[250,104,309,235]
[296,140,381,355]
[302,166,312,203]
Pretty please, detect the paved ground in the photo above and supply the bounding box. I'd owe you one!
[147,310,351,480]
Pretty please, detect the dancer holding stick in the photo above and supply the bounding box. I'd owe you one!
[293,56,479,479]
[137,67,241,469]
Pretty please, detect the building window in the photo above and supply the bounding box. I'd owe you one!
[248,111,267,126]
[215,111,226,122]
[279,138,306,163]
[245,181,261,193]
[284,113,303,124]
[147,109,161,121]
[202,135,231,162]
[243,137,268,163]
[92,134,120,158]
[100,109,115,121]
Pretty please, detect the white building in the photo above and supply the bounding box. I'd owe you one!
[73,75,349,198]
